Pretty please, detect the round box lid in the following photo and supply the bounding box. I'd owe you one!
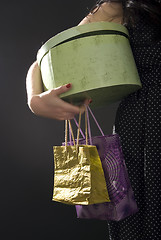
[37,22,129,66]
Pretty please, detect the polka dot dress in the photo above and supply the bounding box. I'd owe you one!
[107,11,161,240]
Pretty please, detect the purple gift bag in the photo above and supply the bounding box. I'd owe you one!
[63,106,138,221]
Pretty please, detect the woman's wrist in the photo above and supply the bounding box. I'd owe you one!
[27,94,41,113]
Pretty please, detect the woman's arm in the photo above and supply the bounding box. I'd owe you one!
[26,61,44,102]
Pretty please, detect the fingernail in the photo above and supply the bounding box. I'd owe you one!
[66,83,72,88]
[89,99,93,104]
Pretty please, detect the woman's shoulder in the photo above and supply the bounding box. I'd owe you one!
[79,2,123,25]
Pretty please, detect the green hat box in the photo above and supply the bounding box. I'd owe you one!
[37,22,141,107]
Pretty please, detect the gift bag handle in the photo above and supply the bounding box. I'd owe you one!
[87,106,116,136]
[86,105,105,145]
[87,105,105,137]
[66,108,88,149]
[73,106,105,139]
[65,119,76,151]
[77,109,88,146]
[73,118,85,139]
[69,117,85,145]
[73,106,105,145]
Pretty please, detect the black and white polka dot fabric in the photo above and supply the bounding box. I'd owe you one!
[107,12,161,240]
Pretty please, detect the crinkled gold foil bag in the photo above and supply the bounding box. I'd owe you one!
[52,111,110,205]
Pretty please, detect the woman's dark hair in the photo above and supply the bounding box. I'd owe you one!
[90,0,161,26]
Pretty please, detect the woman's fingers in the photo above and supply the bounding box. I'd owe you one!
[53,86,91,115]
[54,83,72,96]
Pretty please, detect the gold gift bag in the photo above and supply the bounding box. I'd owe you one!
[52,110,110,205]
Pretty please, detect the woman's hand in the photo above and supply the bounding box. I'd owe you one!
[29,84,90,120]
[26,61,90,120]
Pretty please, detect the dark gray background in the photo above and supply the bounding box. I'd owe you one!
[0,1,119,239]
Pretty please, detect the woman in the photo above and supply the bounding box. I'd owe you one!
[26,1,161,239]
